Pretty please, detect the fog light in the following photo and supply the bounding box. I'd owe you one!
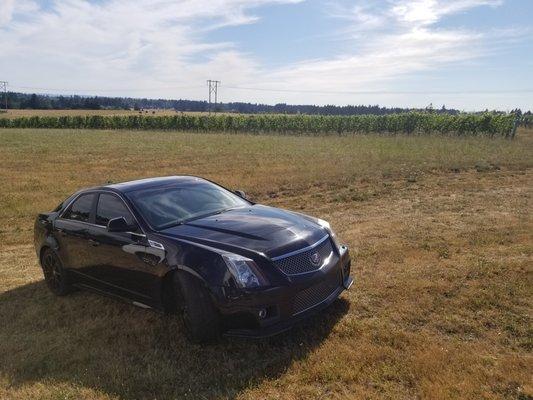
[258,308,267,319]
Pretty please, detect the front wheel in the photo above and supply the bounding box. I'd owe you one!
[41,248,73,296]
[173,272,221,343]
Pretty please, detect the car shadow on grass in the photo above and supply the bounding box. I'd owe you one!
[0,280,349,399]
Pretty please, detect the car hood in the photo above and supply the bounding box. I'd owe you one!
[159,204,327,259]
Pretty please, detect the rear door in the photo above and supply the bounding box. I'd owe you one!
[83,192,161,304]
[54,193,97,277]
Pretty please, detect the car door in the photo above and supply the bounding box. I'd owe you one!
[54,193,97,279]
[83,192,162,305]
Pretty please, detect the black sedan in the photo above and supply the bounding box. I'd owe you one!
[34,176,353,342]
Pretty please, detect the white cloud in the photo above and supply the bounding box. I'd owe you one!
[0,0,15,27]
[0,0,529,109]
[0,0,303,98]
[231,0,524,108]
[391,0,502,26]
[327,2,387,31]
[271,28,482,88]
[0,0,40,27]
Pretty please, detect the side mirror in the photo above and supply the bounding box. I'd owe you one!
[107,217,136,233]
[234,190,247,199]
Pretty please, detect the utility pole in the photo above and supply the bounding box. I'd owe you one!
[207,80,220,113]
[0,81,7,112]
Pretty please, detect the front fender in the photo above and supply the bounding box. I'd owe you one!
[155,234,232,288]
[158,238,231,313]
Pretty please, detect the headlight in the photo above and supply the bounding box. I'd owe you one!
[317,218,342,250]
[222,254,268,288]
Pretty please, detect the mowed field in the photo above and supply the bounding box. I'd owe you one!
[0,128,532,399]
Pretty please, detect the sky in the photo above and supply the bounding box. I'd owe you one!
[0,0,532,110]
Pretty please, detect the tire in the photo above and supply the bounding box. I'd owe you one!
[41,248,73,296]
[173,272,221,343]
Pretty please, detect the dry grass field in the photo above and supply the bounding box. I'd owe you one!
[0,128,532,399]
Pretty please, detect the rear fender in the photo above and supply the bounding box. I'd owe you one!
[44,235,60,251]
[38,235,60,266]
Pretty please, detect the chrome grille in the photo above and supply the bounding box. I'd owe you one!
[293,273,340,315]
[273,237,334,275]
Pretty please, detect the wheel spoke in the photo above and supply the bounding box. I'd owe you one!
[43,251,62,290]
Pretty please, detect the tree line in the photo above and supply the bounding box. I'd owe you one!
[4,92,529,118]
[5,92,464,115]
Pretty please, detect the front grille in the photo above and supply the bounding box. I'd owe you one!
[293,273,340,315]
[273,237,334,275]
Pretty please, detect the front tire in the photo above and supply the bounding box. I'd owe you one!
[41,248,73,296]
[173,272,221,343]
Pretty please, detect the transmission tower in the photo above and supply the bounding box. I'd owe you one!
[207,80,220,113]
[0,81,7,112]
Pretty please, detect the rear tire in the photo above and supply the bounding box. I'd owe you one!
[173,272,221,343]
[41,248,73,296]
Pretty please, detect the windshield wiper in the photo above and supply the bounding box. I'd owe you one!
[157,207,242,231]
[156,219,184,230]
[180,206,241,224]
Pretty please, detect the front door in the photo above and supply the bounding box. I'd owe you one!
[84,193,161,305]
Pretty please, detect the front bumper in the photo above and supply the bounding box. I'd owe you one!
[212,244,352,338]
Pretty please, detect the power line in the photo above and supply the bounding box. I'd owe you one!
[10,84,204,93]
[224,85,533,95]
[7,82,533,98]
[207,80,221,113]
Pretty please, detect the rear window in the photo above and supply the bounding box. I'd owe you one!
[53,201,64,212]
[62,194,95,223]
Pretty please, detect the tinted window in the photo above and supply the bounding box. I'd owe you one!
[127,181,249,230]
[62,194,95,223]
[96,193,135,227]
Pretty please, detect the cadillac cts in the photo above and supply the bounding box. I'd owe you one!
[34,176,353,342]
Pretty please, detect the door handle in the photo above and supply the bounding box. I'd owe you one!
[88,238,100,247]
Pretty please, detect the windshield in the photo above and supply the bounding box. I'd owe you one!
[126,181,249,230]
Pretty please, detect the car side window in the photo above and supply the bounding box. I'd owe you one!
[96,193,135,227]
[62,194,95,223]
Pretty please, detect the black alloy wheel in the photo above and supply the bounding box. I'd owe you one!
[41,248,72,296]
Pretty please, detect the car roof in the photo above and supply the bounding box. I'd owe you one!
[96,176,209,194]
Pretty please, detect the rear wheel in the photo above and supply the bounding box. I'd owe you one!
[41,248,72,296]
[173,272,221,343]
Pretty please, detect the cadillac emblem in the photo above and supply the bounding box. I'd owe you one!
[310,251,321,266]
